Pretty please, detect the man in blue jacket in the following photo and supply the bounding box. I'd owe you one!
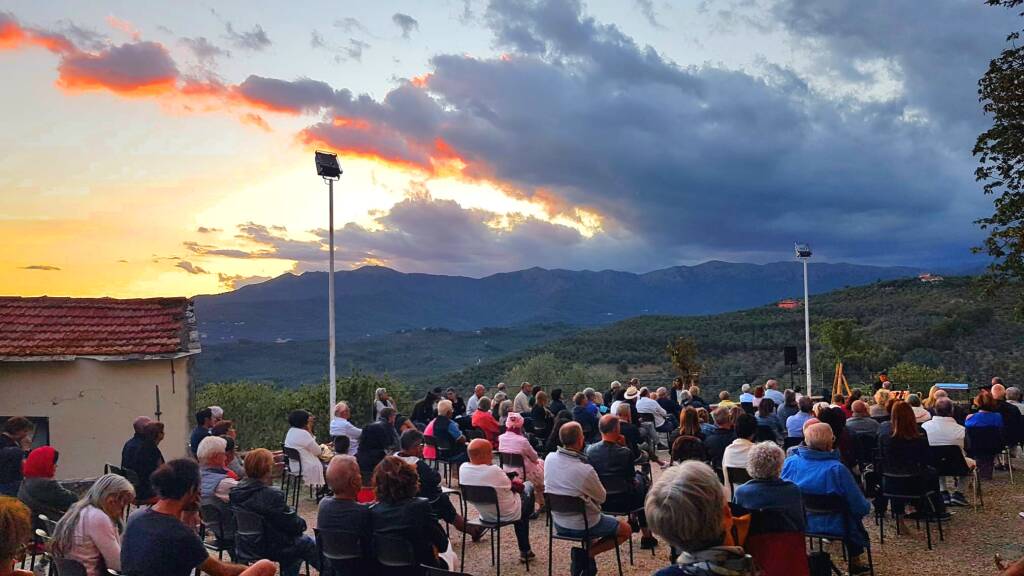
[781,422,871,575]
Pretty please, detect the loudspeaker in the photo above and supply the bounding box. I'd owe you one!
[784,346,798,366]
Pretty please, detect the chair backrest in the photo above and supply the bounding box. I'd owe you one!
[741,402,756,415]
[374,533,417,567]
[744,506,804,536]
[104,463,123,476]
[422,564,476,576]
[546,491,589,532]
[636,413,655,424]
[853,433,878,466]
[422,435,439,454]
[461,483,502,521]
[599,474,632,496]
[200,504,226,542]
[754,426,777,443]
[929,445,971,477]
[966,425,1006,456]
[726,467,752,488]
[316,528,362,561]
[881,472,928,498]
[54,558,88,576]
[282,446,303,472]
[231,506,265,561]
[499,452,525,470]
[800,492,850,538]
[782,437,802,450]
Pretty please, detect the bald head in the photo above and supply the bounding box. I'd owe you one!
[133,416,153,435]
[805,423,834,451]
[992,383,1007,400]
[468,438,493,465]
[326,455,361,499]
[560,421,584,450]
[598,414,620,438]
[474,384,485,397]
[851,400,868,416]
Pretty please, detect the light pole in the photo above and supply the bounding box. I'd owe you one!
[795,243,813,398]
[315,151,342,418]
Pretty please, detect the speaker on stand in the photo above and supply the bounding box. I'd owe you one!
[784,346,798,389]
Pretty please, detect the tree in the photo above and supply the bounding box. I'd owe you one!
[975,0,1024,311]
[815,319,870,366]
[666,336,701,385]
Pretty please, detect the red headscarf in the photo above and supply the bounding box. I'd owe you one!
[23,446,58,479]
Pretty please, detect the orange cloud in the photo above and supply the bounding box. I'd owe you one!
[240,112,271,131]
[105,15,140,40]
[0,13,74,53]
[56,41,179,96]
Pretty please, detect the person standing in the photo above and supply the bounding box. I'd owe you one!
[190,409,214,457]
[0,418,34,497]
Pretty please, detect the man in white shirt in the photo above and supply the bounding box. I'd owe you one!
[459,439,535,562]
[513,382,533,414]
[544,422,630,576]
[329,402,361,457]
[636,388,672,432]
[466,385,485,417]
[922,398,974,507]
[764,379,785,407]
[739,383,754,404]
[1008,387,1024,416]
[722,413,758,495]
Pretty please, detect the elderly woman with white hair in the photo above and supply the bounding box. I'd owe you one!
[499,412,545,508]
[373,387,395,421]
[645,461,755,576]
[51,474,136,576]
[732,442,804,531]
[423,399,469,468]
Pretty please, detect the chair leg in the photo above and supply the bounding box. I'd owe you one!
[547,519,553,576]
[867,542,875,576]
[496,525,501,576]
[1008,451,1015,485]
[615,537,623,576]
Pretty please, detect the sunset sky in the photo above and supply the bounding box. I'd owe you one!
[0,0,1014,297]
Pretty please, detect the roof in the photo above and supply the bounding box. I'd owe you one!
[0,296,201,361]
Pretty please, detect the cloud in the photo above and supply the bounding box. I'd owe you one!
[392,13,419,38]
[175,261,208,274]
[224,22,271,51]
[196,226,223,233]
[105,15,140,40]
[217,273,272,289]
[633,0,663,28]
[181,36,230,63]
[334,17,370,35]
[311,30,370,62]
[183,224,327,263]
[57,41,179,95]
[0,12,75,53]
[18,265,61,271]
[239,112,271,131]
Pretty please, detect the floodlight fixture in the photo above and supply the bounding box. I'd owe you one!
[795,243,812,259]
[315,150,342,180]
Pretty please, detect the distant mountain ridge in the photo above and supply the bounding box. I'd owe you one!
[194,260,926,344]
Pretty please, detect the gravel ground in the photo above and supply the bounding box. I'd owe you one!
[292,453,1024,576]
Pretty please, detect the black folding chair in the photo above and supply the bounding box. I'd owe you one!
[801,492,875,576]
[498,452,526,477]
[232,507,266,565]
[315,528,363,576]
[546,492,623,576]
[598,475,650,565]
[199,504,235,561]
[281,445,303,508]
[754,425,778,444]
[422,564,476,576]
[878,472,944,550]
[374,533,418,569]
[424,434,457,486]
[783,437,803,450]
[929,444,982,512]
[725,467,752,500]
[54,558,87,576]
[460,484,527,576]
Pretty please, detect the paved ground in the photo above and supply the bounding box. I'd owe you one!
[292,453,1024,576]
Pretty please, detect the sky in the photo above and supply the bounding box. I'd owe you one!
[0,0,1016,297]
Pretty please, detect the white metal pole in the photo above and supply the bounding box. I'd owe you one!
[803,258,812,397]
[328,178,337,418]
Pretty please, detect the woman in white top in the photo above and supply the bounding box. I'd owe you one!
[283,410,325,489]
[374,388,396,421]
[51,474,135,576]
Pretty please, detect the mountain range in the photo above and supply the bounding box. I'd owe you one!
[193,260,933,344]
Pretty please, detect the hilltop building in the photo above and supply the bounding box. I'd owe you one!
[919,273,944,283]
[777,298,801,309]
[0,296,200,479]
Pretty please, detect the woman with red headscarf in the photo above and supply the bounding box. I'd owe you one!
[17,446,76,526]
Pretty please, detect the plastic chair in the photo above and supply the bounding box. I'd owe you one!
[373,533,417,568]
[546,492,623,576]
[598,475,648,565]
[725,467,751,500]
[315,528,363,576]
[460,484,527,576]
[232,507,266,565]
[200,504,235,560]
[742,507,809,576]
[801,492,875,576]
[929,445,982,512]
[498,452,526,477]
[878,472,944,550]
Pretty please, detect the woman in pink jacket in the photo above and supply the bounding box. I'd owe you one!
[498,412,545,509]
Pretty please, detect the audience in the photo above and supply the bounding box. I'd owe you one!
[782,423,871,575]
[0,417,34,497]
[471,397,501,448]
[531,391,555,438]
[704,407,737,470]
[411,389,441,429]
[373,387,396,421]
[446,388,467,418]
[549,388,567,416]
[283,410,325,491]
[190,408,214,457]
[499,412,546,508]
[18,446,76,527]
[573,392,600,442]
[357,407,398,481]
[646,461,755,576]
[370,456,451,571]
[460,439,536,563]
[966,390,1005,479]
[197,435,238,548]
[545,410,574,454]
[686,386,708,411]
[907,394,932,423]
[586,415,658,549]
[498,399,515,426]
[121,458,276,576]
[1008,387,1024,416]
[722,413,758,493]
[992,384,1024,457]
[755,399,785,441]
[671,435,707,464]
[317,455,372,573]
[871,390,892,421]
[717,391,737,409]
[423,399,469,469]
[845,401,880,437]
[878,401,946,532]
[230,449,319,576]
[492,392,508,420]
[396,429,482,541]
[922,397,973,507]
[733,442,804,531]
[545,422,631,576]
[657,387,683,420]
[777,390,799,423]
[466,385,486,417]
[1,496,33,576]
[752,386,765,409]
[514,382,534,414]
[785,397,813,439]
[329,402,361,458]
[51,474,135,576]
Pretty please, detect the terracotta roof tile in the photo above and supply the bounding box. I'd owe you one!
[0,296,198,359]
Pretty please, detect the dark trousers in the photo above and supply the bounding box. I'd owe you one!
[279,535,320,576]
[513,483,536,553]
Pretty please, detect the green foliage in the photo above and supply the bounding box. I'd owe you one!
[815,318,871,365]
[502,353,617,391]
[974,0,1024,312]
[665,336,701,381]
[887,362,964,395]
[196,372,406,450]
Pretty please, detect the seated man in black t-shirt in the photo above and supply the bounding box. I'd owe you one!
[120,459,275,576]
[318,455,373,574]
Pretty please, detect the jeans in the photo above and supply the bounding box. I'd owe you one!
[513,482,536,553]
[278,535,320,576]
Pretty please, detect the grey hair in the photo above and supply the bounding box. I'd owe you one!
[1008,387,1023,402]
[741,383,751,393]
[52,474,135,557]
[907,394,922,407]
[196,435,227,463]
[583,388,596,400]
[615,403,631,419]
[437,399,454,417]
[645,461,724,551]
[333,401,349,417]
[209,406,224,419]
[934,397,954,417]
[746,442,785,480]
[499,399,513,419]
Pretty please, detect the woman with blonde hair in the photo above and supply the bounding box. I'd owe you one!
[923,385,942,410]
[51,474,136,576]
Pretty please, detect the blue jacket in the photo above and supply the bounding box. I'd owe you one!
[732,479,805,532]
[781,447,869,546]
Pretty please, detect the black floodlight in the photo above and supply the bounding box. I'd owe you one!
[315,150,342,179]
[794,243,812,259]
